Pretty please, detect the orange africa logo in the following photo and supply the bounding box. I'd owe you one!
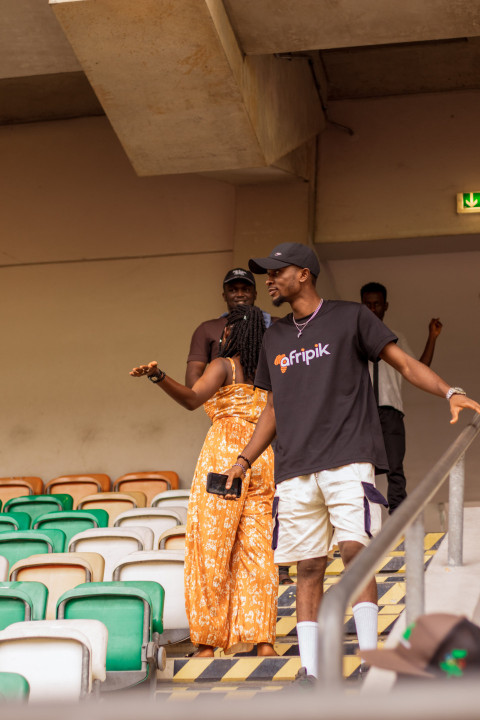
[275,354,287,373]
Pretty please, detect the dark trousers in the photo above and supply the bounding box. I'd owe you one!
[378,406,407,513]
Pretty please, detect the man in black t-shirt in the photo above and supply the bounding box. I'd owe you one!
[224,242,480,684]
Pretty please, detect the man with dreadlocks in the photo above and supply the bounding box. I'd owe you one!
[130,304,278,657]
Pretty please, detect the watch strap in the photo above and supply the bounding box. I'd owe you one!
[148,369,166,383]
[446,387,466,400]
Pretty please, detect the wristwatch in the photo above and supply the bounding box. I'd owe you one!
[148,369,166,383]
[445,387,466,400]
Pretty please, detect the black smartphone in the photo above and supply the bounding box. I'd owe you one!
[206,472,242,498]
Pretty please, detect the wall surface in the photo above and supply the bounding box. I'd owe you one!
[2,103,479,507]
[234,181,339,312]
[327,251,480,507]
[0,117,236,486]
[316,88,480,512]
[316,90,480,245]
[0,116,317,487]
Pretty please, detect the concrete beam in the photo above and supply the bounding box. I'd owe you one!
[50,0,323,177]
[224,0,480,54]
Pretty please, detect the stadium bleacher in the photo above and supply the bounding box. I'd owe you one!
[0,472,444,700]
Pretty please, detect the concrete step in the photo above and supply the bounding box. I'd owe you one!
[273,533,444,584]
[160,650,365,684]
[154,533,445,696]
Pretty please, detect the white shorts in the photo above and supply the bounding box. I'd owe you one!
[273,463,386,565]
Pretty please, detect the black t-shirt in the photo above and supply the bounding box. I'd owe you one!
[254,300,397,484]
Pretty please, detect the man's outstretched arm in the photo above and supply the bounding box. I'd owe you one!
[380,341,480,424]
[224,391,276,491]
[419,317,443,367]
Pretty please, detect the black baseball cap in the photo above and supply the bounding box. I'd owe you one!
[223,268,256,287]
[249,242,320,277]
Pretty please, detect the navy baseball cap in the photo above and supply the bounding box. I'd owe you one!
[223,268,256,287]
[249,242,320,277]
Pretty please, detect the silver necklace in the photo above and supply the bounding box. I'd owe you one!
[292,299,323,338]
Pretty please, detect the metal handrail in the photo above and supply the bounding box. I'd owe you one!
[317,411,480,687]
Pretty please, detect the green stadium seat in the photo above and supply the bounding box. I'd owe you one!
[0,671,30,702]
[0,530,66,570]
[0,513,31,532]
[32,509,109,546]
[57,580,165,692]
[4,495,73,524]
[0,581,48,629]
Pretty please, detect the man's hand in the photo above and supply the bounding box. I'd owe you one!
[129,361,158,377]
[449,394,480,424]
[428,318,443,339]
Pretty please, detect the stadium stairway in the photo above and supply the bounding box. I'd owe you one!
[154,532,445,699]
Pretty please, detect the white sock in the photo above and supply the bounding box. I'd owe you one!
[352,602,378,652]
[296,621,318,677]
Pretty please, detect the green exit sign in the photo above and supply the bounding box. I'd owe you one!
[457,192,480,213]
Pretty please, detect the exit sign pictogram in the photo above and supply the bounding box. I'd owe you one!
[457,192,480,213]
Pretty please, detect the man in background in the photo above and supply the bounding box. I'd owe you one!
[185,268,274,387]
[361,281,443,512]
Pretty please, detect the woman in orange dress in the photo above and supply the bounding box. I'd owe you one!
[130,305,277,657]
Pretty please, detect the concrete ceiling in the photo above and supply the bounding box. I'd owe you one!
[2,0,480,179]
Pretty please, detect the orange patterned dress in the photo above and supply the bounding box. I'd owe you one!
[184,359,278,653]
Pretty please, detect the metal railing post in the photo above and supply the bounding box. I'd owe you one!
[448,454,465,566]
[317,592,346,689]
[316,414,479,689]
[405,512,425,625]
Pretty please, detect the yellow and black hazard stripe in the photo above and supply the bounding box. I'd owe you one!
[155,684,286,700]
[170,654,363,683]
[286,532,445,577]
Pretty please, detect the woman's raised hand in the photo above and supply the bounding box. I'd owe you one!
[129,361,159,377]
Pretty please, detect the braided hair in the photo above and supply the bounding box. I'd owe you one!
[220,304,266,382]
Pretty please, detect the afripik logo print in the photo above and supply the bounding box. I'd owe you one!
[274,342,331,374]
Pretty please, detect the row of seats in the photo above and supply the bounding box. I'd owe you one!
[0,525,187,577]
[0,484,191,700]
[0,471,180,507]
[0,522,189,621]
[0,577,168,701]
[0,488,189,528]
[0,547,188,699]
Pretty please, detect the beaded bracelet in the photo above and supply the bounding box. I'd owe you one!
[237,454,252,469]
[232,463,246,477]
